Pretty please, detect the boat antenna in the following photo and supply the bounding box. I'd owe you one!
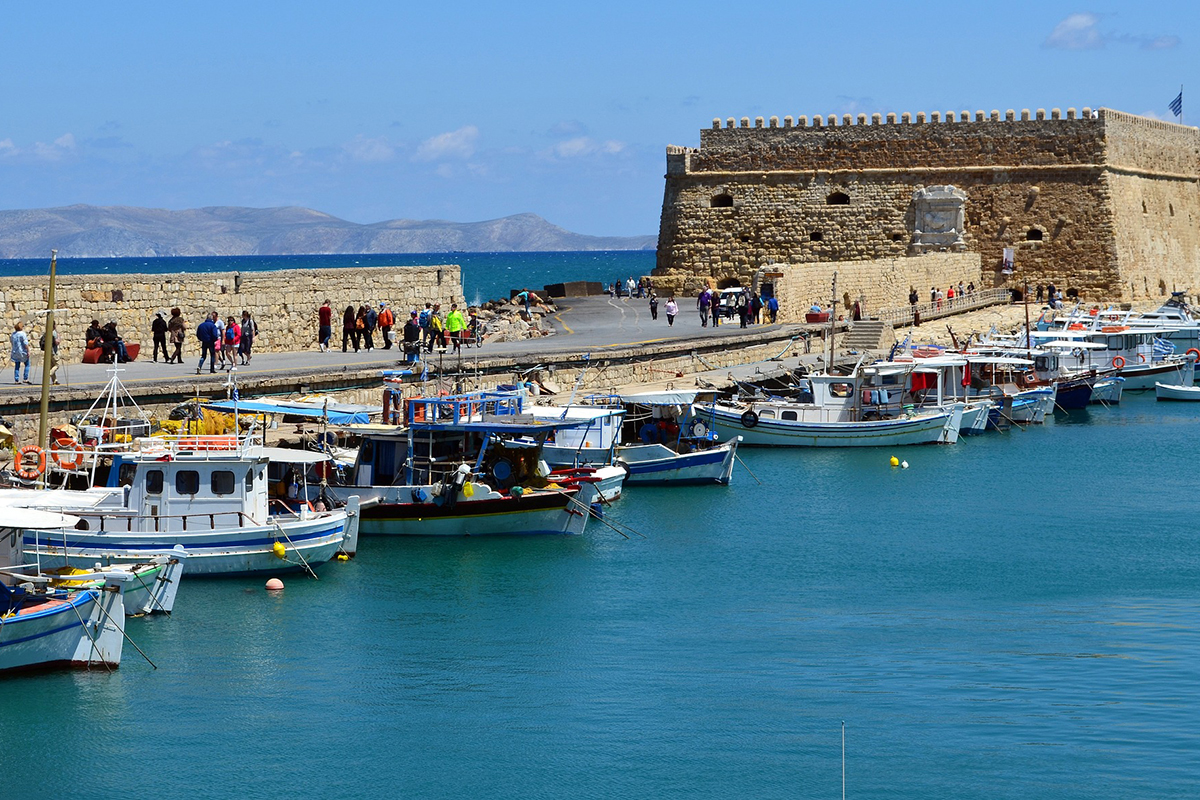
[826,271,838,373]
[842,720,846,800]
[37,250,58,454]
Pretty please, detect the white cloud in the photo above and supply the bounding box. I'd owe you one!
[30,133,77,161]
[1044,13,1103,50]
[1044,13,1180,51]
[551,137,626,159]
[0,139,16,157]
[415,126,479,162]
[343,135,395,163]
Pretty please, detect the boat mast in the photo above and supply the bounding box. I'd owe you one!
[826,271,838,372]
[37,250,58,451]
[1023,267,1031,361]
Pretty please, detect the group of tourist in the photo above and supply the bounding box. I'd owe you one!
[316,299,478,357]
[193,310,259,374]
[612,276,654,298]
[1035,282,1072,309]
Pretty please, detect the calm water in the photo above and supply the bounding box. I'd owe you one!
[0,251,657,307]
[2,394,1198,798]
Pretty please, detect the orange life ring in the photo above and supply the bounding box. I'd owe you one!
[1068,323,1085,330]
[1112,356,1126,369]
[16,445,46,480]
[1187,348,1200,363]
[1138,353,1147,363]
[51,437,84,470]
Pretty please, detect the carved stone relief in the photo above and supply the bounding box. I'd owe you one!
[910,185,967,253]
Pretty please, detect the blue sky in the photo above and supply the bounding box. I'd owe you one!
[0,2,1192,236]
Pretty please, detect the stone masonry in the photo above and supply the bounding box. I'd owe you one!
[655,107,1200,304]
[0,265,462,358]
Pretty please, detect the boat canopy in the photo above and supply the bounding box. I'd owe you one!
[204,398,374,424]
[1039,340,1107,349]
[258,447,332,465]
[618,390,702,405]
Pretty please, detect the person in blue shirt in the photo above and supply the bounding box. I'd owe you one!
[196,312,219,374]
[767,295,779,323]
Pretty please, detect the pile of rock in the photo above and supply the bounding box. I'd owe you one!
[474,293,557,344]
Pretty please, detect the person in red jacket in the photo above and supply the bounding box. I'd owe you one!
[378,302,395,350]
[317,300,333,352]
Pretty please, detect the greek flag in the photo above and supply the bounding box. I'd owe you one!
[231,386,239,402]
[1154,337,1176,358]
[1169,90,1183,118]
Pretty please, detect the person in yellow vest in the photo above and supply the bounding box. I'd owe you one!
[445,303,467,353]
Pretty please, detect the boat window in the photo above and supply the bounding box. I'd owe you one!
[118,463,137,487]
[145,469,164,495]
[829,383,853,398]
[781,410,798,421]
[176,470,200,495]
[211,470,236,496]
[245,469,254,490]
[760,409,776,419]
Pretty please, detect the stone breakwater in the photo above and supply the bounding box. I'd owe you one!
[0,265,462,357]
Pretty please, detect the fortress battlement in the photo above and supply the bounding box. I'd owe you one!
[655,107,1200,304]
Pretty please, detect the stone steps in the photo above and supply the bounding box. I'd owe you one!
[841,319,895,352]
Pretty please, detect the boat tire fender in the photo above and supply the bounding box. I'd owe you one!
[740,410,759,428]
[1112,356,1126,369]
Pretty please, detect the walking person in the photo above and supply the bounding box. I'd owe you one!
[223,316,240,370]
[364,303,378,351]
[213,314,226,368]
[665,296,679,326]
[418,303,434,350]
[378,302,394,350]
[151,312,169,362]
[649,293,659,320]
[342,305,357,352]
[167,308,186,363]
[239,311,256,365]
[354,305,368,350]
[429,304,447,352]
[10,322,30,384]
[697,288,710,327]
[196,312,219,374]
[446,303,466,353]
[318,299,333,352]
[403,311,421,362]
[767,294,779,323]
[42,326,60,385]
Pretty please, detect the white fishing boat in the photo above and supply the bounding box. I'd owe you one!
[1090,375,1125,405]
[322,390,600,536]
[1031,327,1195,390]
[700,370,963,447]
[0,526,129,674]
[1155,381,1200,401]
[16,436,358,577]
[528,390,740,487]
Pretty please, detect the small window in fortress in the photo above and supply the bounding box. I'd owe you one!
[826,191,850,206]
[710,193,734,208]
[1170,204,1175,217]
[891,233,903,242]
[1142,200,1148,215]
[1026,229,1043,242]
[810,231,824,242]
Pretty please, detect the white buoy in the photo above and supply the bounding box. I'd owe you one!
[901,460,909,469]
[265,578,284,591]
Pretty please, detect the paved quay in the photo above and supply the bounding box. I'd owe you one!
[0,296,823,416]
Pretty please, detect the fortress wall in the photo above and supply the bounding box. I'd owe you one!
[771,253,981,324]
[655,169,1117,299]
[1107,172,1200,300]
[0,265,462,358]
[1102,109,1200,176]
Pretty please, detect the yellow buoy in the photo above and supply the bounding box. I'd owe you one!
[335,553,350,562]
[889,456,899,467]
[272,541,286,559]
[463,482,475,498]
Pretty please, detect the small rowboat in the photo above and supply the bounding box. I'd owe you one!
[1154,382,1200,401]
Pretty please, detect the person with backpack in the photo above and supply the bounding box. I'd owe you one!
[196,312,219,374]
[418,303,433,351]
[167,307,186,363]
[377,302,394,350]
[224,316,241,370]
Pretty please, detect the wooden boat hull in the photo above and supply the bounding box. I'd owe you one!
[616,439,738,485]
[704,405,961,447]
[0,585,125,674]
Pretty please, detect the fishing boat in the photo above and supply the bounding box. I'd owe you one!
[16,436,358,577]
[613,390,740,485]
[1031,327,1196,390]
[1155,381,1200,401]
[322,390,601,536]
[0,508,130,674]
[699,370,964,447]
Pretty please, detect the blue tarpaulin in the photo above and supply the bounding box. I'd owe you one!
[204,399,373,424]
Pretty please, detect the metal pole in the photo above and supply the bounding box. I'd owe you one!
[842,719,846,800]
[37,250,58,450]
[826,272,838,372]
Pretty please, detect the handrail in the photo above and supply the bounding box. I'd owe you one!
[874,287,1011,327]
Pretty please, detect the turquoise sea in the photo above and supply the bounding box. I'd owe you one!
[0,254,1198,798]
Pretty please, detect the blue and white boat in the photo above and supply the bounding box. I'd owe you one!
[700,372,963,447]
[16,437,358,577]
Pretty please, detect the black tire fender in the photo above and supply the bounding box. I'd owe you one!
[740,410,759,428]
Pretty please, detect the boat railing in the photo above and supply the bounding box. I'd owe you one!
[408,390,525,426]
[66,510,263,533]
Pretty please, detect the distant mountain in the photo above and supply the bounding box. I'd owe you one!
[0,205,657,258]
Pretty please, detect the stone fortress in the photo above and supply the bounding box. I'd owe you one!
[653,106,1200,318]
